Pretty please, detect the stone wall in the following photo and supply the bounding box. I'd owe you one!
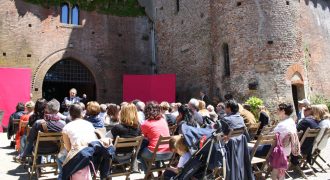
[154,0,212,103]
[0,0,152,103]
[299,0,330,99]
[210,0,304,108]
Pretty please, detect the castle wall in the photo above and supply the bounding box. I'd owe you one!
[209,0,304,107]
[154,0,212,103]
[299,0,330,99]
[0,0,152,103]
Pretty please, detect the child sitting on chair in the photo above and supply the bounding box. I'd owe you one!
[163,135,191,180]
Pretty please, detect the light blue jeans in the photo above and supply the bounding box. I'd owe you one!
[139,148,173,173]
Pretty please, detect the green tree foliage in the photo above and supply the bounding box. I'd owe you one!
[25,0,145,17]
[311,95,330,111]
[245,96,263,119]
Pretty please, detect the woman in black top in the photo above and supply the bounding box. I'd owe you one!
[257,106,270,135]
[111,103,141,152]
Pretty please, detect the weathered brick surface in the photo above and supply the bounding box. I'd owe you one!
[0,0,152,103]
[155,0,330,108]
[299,0,330,99]
[0,0,329,106]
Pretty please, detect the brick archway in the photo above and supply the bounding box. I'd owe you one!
[285,63,304,85]
[32,49,106,101]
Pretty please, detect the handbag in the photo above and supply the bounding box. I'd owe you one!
[268,133,288,169]
[70,161,96,180]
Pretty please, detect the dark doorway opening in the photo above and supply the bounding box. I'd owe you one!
[292,84,305,116]
[42,59,96,105]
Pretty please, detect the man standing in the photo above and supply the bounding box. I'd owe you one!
[200,90,210,106]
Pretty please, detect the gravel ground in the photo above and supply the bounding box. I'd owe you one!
[1,133,329,180]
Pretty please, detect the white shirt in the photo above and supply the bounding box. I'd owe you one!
[273,117,297,156]
[62,119,98,149]
[138,111,145,125]
[313,119,330,152]
[177,152,191,168]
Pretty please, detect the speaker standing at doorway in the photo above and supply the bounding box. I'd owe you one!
[61,88,87,116]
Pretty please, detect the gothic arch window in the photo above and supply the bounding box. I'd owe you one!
[223,43,230,76]
[71,5,80,25]
[60,3,69,24]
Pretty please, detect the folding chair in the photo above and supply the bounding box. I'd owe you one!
[294,128,320,179]
[260,125,275,135]
[144,136,173,180]
[248,123,260,140]
[227,127,245,138]
[11,119,20,146]
[108,136,143,180]
[250,134,276,178]
[169,125,177,136]
[311,128,330,172]
[29,131,62,180]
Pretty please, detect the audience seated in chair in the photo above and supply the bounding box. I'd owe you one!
[139,102,173,174]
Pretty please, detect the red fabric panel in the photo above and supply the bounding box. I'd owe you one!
[123,74,176,103]
[0,68,31,132]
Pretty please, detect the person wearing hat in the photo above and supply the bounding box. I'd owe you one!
[297,99,311,121]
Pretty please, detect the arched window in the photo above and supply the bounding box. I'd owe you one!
[223,43,230,76]
[71,5,80,25]
[60,3,69,24]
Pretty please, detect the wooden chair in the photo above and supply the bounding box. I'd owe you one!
[250,134,276,178]
[294,128,320,179]
[227,127,245,138]
[259,125,275,135]
[10,119,20,147]
[29,132,62,180]
[311,128,330,172]
[169,125,177,136]
[108,136,143,180]
[248,123,260,140]
[144,136,173,180]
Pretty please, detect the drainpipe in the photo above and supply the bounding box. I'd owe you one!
[151,7,157,74]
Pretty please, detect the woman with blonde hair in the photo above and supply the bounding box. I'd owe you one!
[312,104,330,153]
[198,100,210,117]
[111,103,141,141]
[85,101,104,129]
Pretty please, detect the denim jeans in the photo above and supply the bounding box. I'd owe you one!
[56,153,66,180]
[138,147,173,173]
[20,135,27,154]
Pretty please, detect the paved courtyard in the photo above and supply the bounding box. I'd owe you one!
[0,133,329,180]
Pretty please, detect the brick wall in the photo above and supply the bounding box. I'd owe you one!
[299,0,330,99]
[0,0,152,103]
[155,0,212,103]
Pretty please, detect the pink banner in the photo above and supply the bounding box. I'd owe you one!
[123,74,176,103]
[0,68,31,132]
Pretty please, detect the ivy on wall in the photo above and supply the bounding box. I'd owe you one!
[24,0,146,17]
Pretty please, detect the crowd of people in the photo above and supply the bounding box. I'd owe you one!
[5,88,330,180]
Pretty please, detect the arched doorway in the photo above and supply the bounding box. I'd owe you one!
[42,59,96,103]
[291,72,305,116]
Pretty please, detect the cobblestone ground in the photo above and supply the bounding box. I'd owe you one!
[1,133,329,180]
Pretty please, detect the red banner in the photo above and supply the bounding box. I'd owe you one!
[0,68,31,132]
[123,74,176,103]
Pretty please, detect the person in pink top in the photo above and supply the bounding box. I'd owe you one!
[139,101,173,173]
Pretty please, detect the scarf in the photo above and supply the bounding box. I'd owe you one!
[44,114,61,121]
[283,132,301,156]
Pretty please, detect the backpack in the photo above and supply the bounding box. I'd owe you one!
[268,133,288,169]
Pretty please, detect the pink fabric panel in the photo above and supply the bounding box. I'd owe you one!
[123,74,176,103]
[0,68,31,132]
